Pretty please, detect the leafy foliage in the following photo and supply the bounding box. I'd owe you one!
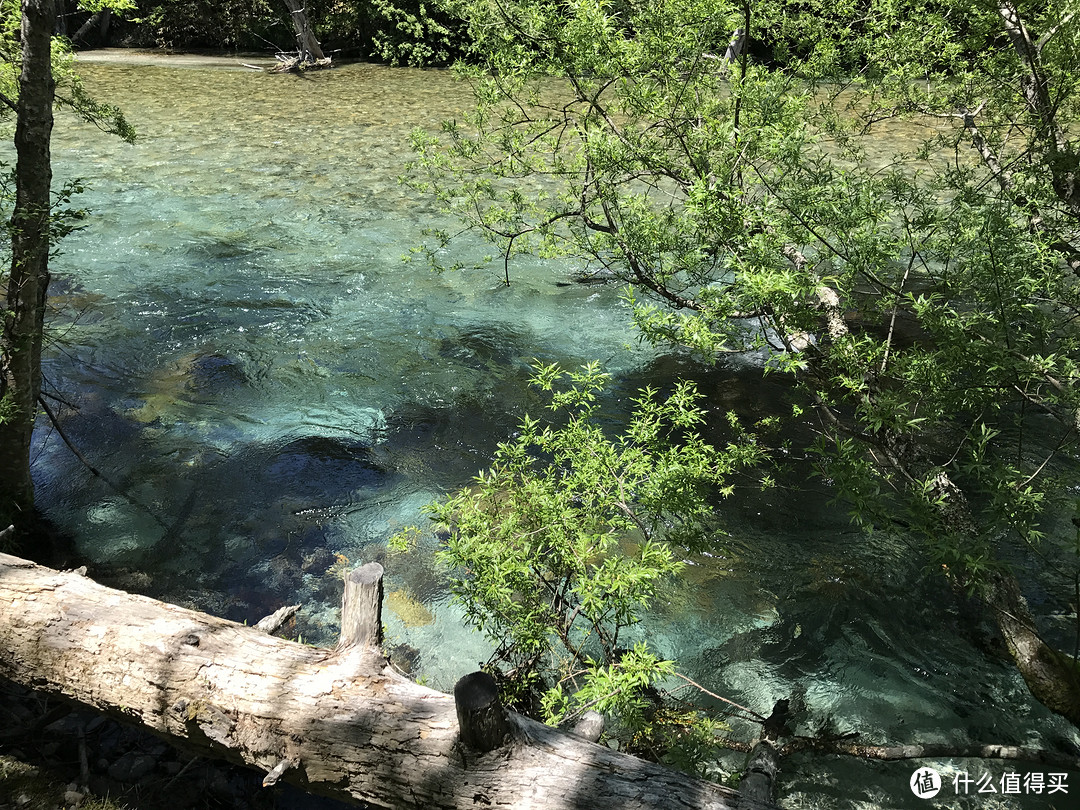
[407,0,1080,723]
[129,0,281,50]
[408,0,1080,584]
[395,362,764,755]
[369,0,470,66]
[125,0,473,62]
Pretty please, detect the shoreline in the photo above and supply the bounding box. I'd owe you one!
[74,47,296,70]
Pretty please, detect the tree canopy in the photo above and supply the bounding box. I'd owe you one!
[405,0,1080,737]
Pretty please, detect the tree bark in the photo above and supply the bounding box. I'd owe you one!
[71,10,101,46]
[338,562,383,651]
[0,0,55,535]
[281,0,326,63]
[0,552,773,810]
[985,570,1080,726]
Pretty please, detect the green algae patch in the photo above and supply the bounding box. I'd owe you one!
[386,589,435,628]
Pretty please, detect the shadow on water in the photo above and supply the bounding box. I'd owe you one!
[34,318,551,628]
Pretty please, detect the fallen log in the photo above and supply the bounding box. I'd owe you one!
[0,552,773,810]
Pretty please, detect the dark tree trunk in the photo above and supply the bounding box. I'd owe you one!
[1,0,55,536]
[71,9,101,46]
[98,8,111,45]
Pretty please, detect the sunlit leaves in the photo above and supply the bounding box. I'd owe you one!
[408,0,1080,729]
[419,361,765,736]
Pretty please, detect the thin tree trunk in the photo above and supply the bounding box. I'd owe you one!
[0,0,55,535]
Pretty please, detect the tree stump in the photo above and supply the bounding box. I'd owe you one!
[738,741,779,807]
[454,671,511,752]
[572,711,605,743]
[338,562,384,650]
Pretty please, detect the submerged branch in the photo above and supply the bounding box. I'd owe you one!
[780,736,1080,771]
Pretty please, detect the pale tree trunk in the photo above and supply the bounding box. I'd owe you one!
[0,0,55,536]
[0,553,771,810]
[805,335,1080,727]
[928,465,1080,726]
[282,0,326,63]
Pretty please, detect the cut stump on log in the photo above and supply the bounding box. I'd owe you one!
[453,671,511,752]
[0,552,777,809]
[338,562,383,651]
[738,698,789,807]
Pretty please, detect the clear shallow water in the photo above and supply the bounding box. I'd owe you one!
[25,54,1080,809]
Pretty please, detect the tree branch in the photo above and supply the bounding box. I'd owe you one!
[779,736,1080,770]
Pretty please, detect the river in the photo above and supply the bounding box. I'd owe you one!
[23,51,1078,809]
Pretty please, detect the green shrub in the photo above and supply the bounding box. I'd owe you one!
[395,362,766,765]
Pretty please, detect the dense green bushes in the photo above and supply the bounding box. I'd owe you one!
[129,1,283,50]
[93,0,470,63]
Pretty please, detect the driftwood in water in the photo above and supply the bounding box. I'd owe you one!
[0,552,774,810]
[268,52,333,73]
[779,736,1080,771]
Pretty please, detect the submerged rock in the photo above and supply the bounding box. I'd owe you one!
[436,324,525,371]
[386,588,434,628]
[127,350,251,424]
[388,642,421,674]
[187,352,249,390]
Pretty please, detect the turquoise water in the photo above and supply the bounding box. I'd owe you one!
[28,54,1080,809]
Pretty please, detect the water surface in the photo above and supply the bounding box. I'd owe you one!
[27,53,1079,810]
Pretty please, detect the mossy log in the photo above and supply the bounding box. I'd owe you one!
[0,552,773,810]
